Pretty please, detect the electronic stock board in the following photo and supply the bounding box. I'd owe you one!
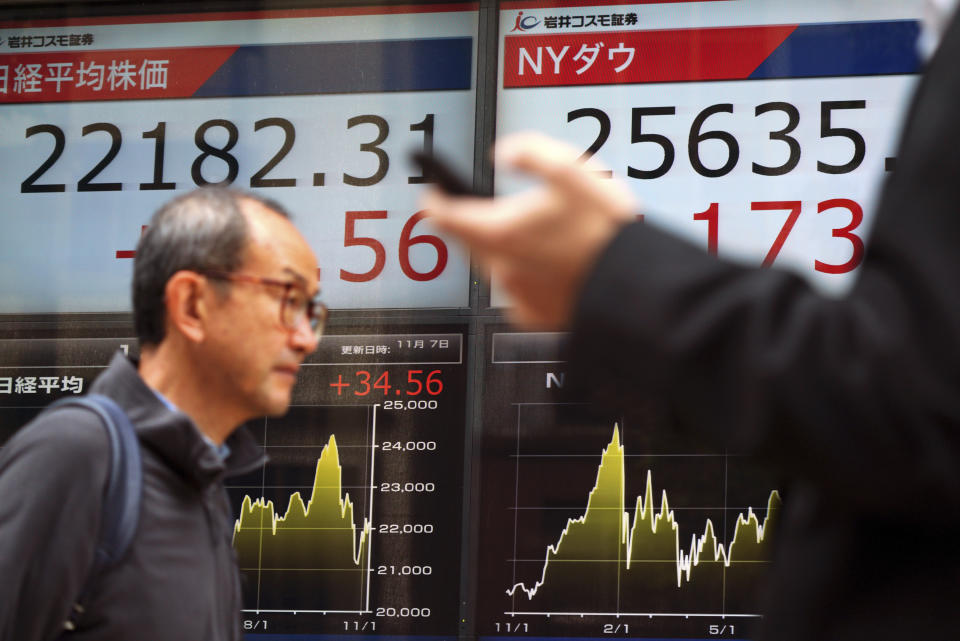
[0,4,476,312]
[480,2,922,638]
[0,1,925,639]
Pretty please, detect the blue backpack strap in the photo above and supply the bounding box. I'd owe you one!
[47,393,142,632]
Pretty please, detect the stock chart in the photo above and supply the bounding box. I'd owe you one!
[472,330,780,639]
[224,328,468,636]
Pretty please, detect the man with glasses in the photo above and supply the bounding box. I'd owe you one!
[0,187,326,641]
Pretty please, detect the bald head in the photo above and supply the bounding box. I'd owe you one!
[133,188,291,346]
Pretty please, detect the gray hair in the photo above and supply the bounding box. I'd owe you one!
[132,187,290,346]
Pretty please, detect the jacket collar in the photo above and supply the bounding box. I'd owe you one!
[91,352,267,489]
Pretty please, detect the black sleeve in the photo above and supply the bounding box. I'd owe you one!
[0,407,109,641]
[565,31,960,516]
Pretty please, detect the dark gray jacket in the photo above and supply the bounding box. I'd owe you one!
[0,353,266,641]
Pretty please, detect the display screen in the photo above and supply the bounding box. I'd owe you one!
[472,330,778,639]
[225,327,469,635]
[0,4,478,312]
[494,0,920,301]
[0,1,927,640]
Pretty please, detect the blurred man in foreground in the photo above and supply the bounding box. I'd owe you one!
[423,9,960,640]
[0,188,325,640]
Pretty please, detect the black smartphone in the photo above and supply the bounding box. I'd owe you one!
[410,150,484,197]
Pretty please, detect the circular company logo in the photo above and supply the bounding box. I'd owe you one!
[510,11,541,32]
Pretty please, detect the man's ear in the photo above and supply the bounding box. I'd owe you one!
[164,270,210,344]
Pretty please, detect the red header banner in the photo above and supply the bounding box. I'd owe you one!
[503,25,795,87]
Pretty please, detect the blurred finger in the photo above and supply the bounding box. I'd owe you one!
[495,132,634,215]
[420,188,514,252]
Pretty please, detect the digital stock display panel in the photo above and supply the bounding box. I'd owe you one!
[483,0,922,638]
[472,330,778,640]
[0,1,928,641]
[494,0,921,301]
[0,4,477,312]
[0,329,471,639]
[225,327,468,636]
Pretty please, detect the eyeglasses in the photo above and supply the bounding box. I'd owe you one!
[199,270,327,340]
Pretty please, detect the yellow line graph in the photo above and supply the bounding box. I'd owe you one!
[233,434,372,608]
[508,425,780,601]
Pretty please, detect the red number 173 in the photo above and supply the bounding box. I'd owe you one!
[692,198,864,274]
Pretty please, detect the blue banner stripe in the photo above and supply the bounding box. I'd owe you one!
[750,20,921,80]
[194,37,472,97]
